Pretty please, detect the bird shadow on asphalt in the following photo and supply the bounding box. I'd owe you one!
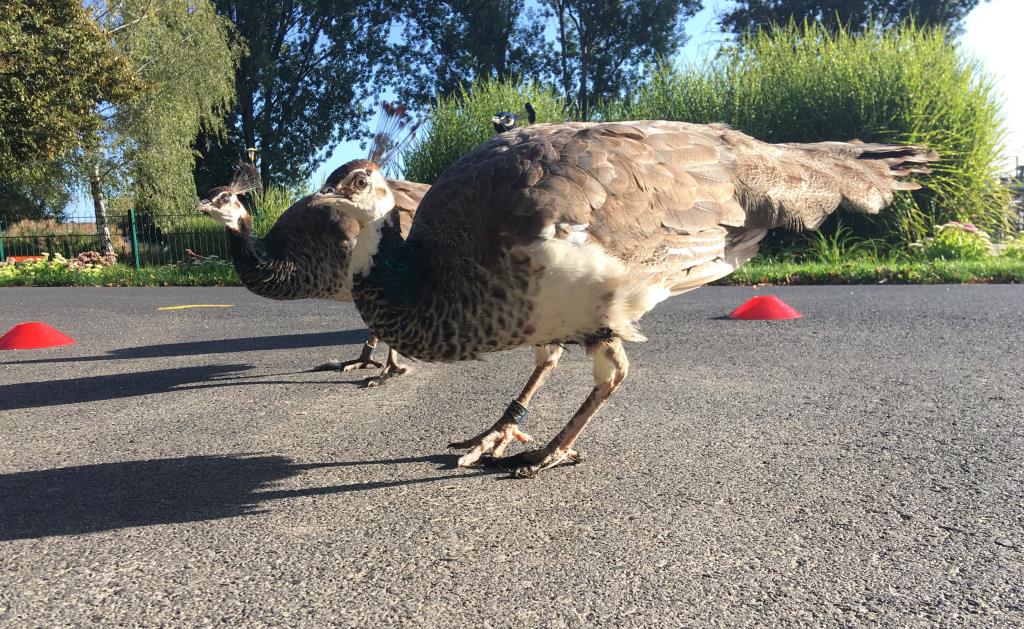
[0,363,347,411]
[0,452,492,541]
[0,329,369,366]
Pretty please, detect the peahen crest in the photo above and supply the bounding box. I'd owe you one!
[228,161,263,197]
[368,101,420,176]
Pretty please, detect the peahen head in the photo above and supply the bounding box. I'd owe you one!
[492,102,535,133]
[311,159,394,225]
[492,111,517,133]
[198,162,261,232]
[197,187,248,232]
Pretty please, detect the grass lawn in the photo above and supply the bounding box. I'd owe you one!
[2,257,1022,288]
[717,257,1024,285]
[0,262,240,287]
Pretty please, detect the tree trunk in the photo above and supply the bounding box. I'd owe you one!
[89,162,115,256]
[578,37,589,120]
[554,0,573,108]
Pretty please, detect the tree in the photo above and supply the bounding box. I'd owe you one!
[545,0,702,119]
[719,0,986,36]
[0,0,138,224]
[76,0,238,253]
[0,163,74,225]
[390,1,552,106]
[195,1,396,190]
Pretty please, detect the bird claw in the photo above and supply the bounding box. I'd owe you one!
[500,448,584,479]
[341,358,385,372]
[311,357,384,372]
[448,420,534,467]
[361,362,410,388]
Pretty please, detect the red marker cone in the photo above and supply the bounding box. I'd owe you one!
[728,295,802,320]
[0,322,76,350]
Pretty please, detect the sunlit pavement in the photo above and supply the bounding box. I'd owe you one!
[1,285,1021,626]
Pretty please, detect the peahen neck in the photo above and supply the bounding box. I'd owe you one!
[226,216,304,300]
[228,216,269,263]
[350,209,423,306]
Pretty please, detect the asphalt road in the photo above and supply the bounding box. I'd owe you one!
[0,286,1021,627]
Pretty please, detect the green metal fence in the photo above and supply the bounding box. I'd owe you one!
[0,211,233,268]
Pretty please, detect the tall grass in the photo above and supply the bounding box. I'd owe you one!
[402,79,570,184]
[249,185,304,237]
[802,221,877,264]
[614,22,1012,246]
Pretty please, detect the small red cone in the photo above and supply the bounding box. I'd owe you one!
[728,295,802,320]
[0,322,76,350]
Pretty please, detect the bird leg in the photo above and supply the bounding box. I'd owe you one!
[362,348,411,388]
[502,338,629,478]
[311,334,384,372]
[449,344,564,466]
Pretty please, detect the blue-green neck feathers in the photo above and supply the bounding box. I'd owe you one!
[363,216,423,307]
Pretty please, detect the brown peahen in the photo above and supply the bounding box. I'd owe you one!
[310,120,936,475]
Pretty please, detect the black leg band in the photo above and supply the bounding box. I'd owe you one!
[502,399,529,424]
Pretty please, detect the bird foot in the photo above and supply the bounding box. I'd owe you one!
[361,362,410,388]
[311,357,384,372]
[499,447,584,479]
[448,420,534,467]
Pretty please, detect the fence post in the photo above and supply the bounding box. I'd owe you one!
[0,222,5,262]
[129,208,141,270]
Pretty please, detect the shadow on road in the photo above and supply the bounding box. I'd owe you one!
[0,329,369,366]
[0,363,346,411]
[0,453,472,541]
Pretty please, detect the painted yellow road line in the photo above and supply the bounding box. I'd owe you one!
[157,304,236,311]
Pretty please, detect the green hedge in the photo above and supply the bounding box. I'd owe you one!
[402,79,570,184]
[615,22,1012,246]
[400,28,1012,251]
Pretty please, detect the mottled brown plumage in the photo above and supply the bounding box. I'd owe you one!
[313,120,936,475]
